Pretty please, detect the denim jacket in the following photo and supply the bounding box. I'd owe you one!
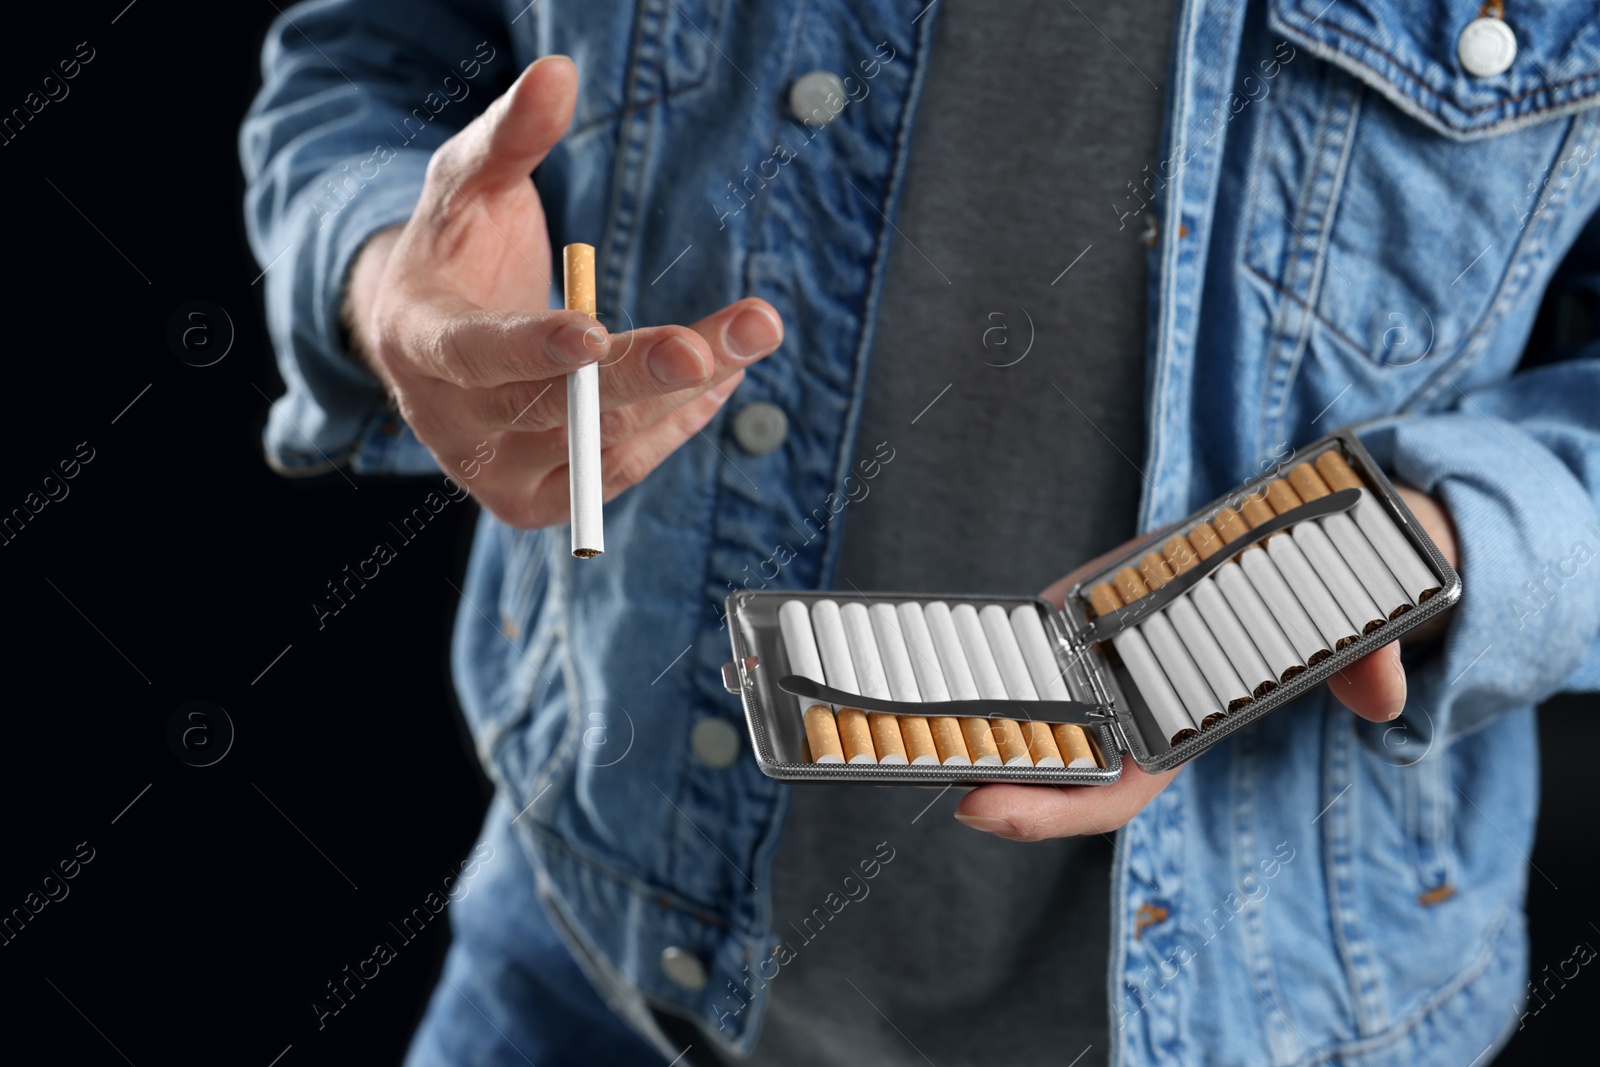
[242,1,1600,1062]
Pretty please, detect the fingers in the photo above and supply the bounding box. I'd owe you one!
[442,297,783,430]
[953,763,1182,841]
[1327,640,1407,722]
[462,370,746,529]
[597,297,783,407]
[428,55,578,196]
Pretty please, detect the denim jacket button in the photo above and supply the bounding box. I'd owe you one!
[1458,17,1516,77]
[691,718,742,768]
[789,70,846,126]
[660,947,709,991]
[732,402,788,455]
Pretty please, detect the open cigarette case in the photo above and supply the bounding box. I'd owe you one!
[720,429,1461,786]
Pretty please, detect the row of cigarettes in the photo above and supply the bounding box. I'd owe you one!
[1087,451,1442,746]
[780,598,1103,769]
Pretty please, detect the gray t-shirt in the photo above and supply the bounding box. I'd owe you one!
[740,1,1176,1064]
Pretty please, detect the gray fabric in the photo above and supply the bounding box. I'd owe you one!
[738,2,1178,1064]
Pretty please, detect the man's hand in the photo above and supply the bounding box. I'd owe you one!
[954,485,1458,841]
[344,56,783,528]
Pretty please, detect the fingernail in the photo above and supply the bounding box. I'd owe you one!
[648,335,709,386]
[548,322,605,367]
[723,305,782,361]
[953,814,1016,837]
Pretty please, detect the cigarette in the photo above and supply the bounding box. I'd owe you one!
[835,707,877,764]
[1214,506,1330,666]
[1189,521,1303,683]
[1314,451,1443,603]
[873,604,940,764]
[1010,605,1097,767]
[918,602,988,765]
[935,603,1004,765]
[1150,544,1252,723]
[1240,492,1359,651]
[1087,581,1199,747]
[1288,463,1412,619]
[1264,480,1386,635]
[1116,565,1220,730]
[953,607,1030,767]
[563,244,604,559]
[840,603,901,763]
[809,599,859,694]
[779,600,828,715]
[1051,722,1100,766]
[1167,532,1277,698]
[803,705,845,763]
[976,604,1041,765]
[1020,721,1065,767]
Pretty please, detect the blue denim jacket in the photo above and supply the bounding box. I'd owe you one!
[243,1,1600,1062]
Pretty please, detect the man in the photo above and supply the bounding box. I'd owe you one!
[243,1,1600,1063]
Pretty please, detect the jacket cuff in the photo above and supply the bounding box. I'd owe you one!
[1360,413,1600,740]
[260,149,441,477]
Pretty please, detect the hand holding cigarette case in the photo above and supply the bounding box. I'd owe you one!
[719,431,1460,786]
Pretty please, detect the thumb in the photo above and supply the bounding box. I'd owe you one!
[434,55,577,194]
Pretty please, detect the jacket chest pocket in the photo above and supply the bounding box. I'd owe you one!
[1238,0,1600,432]
[519,0,730,130]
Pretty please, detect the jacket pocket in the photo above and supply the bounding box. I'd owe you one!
[1242,0,1600,421]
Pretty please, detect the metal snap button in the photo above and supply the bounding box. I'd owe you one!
[732,402,788,456]
[691,718,742,768]
[789,70,847,126]
[1458,17,1516,77]
[660,946,708,991]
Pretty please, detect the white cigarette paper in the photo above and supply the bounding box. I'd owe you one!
[875,604,940,765]
[1323,511,1412,618]
[839,603,901,764]
[1239,549,1327,663]
[1213,562,1301,680]
[809,600,858,695]
[1291,521,1385,633]
[1189,577,1276,695]
[778,601,826,714]
[563,243,604,559]
[921,602,988,765]
[1264,535,1357,649]
[1166,597,1251,716]
[1349,487,1441,603]
[952,604,1011,700]
[981,606,1060,765]
[1010,606,1098,768]
[896,602,951,703]
[1139,614,1216,729]
[1112,628,1196,747]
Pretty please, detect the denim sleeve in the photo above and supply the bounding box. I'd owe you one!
[239,0,514,477]
[1361,336,1600,743]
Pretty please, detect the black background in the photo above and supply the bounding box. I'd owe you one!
[0,4,1593,1065]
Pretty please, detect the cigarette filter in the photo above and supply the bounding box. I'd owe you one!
[804,705,845,763]
[1021,720,1066,768]
[563,243,604,559]
[836,708,877,764]
[1288,464,1412,619]
[1315,451,1442,603]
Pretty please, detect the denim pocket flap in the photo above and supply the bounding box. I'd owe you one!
[1270,0,1600,138]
